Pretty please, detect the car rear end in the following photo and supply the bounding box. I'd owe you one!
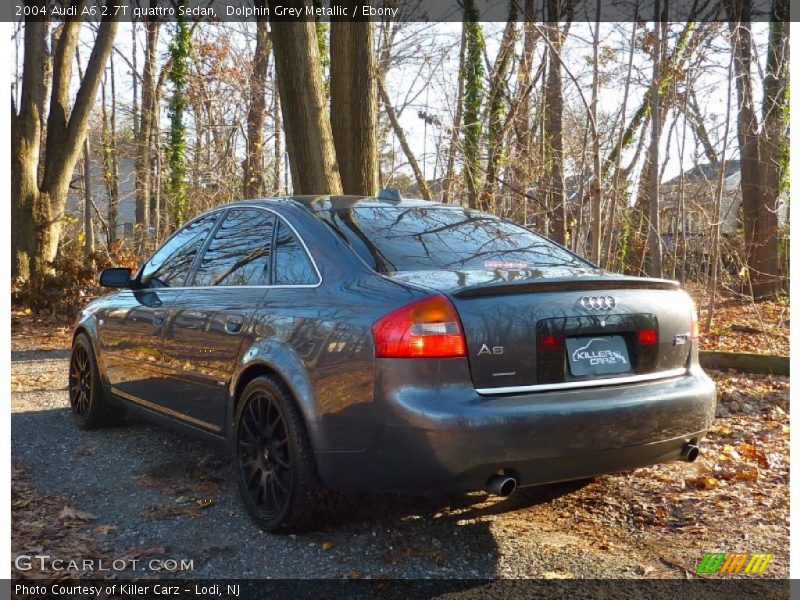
[312,201,716,493]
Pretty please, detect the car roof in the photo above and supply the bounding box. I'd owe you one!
[224,195,449,213]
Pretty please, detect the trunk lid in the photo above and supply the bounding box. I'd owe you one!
[386,268,694,392]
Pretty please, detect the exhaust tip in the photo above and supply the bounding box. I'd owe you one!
[681,443,700,463]
[487,474,518,497]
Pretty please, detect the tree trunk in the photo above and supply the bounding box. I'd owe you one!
[330,6,378,195]
[646,10,665,278]
[544,0,566,245]
[728,0,782,298]
[273,77,283,194]
[589,3,602,264]
[82,137,95,259]
[131,19,139,137]
[135,21,159,248]
[510,0,538,217]
[479,11,517,212]
[462,0,485,209]
[12,14,117,281]
[603,22,637,269]
[244,14,270,198]
[442,24,467,205]
[12,18,46,280]
[269,5,342,195]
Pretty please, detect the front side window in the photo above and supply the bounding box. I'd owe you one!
[274,221,318,285]
[139,213,219,288]
[193,209,276,287]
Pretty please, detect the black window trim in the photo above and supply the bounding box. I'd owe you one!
[134,205,322,290]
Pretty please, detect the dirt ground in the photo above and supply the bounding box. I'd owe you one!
[10,340,788,580]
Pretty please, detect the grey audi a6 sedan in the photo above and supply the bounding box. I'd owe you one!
[70,192,716,532]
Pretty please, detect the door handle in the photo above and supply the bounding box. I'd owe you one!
[225,314,245,335]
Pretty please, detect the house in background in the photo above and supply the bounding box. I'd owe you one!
[659,159,788,253]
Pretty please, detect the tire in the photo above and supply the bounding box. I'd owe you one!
[234,375,323,533]
[68,333,125,430]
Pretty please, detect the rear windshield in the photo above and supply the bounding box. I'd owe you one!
[319,206,588,272]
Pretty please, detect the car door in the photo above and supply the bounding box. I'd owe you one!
[98,212,220,405]
[160,208,276,432]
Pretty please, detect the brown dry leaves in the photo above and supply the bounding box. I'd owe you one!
[136,454,225,521]
[11,309,73,352]
[697,295,789,356]
[12,463,112,579]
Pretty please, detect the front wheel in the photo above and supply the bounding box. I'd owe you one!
[68,333,125,429]
[234,375,322,532]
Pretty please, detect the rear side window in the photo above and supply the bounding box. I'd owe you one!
[193,209,276,286]
[320,207,587,272]
[274,221,319,285]
[139,213,218,288]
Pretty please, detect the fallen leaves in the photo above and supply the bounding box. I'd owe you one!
[135,454,225,520]
[58,506,98,522]
[693,292,789,356]
[11,463,110,579]
[11,309,73,352]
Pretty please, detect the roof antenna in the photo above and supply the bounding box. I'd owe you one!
[377,188,402,202]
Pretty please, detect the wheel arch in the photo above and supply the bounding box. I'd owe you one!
[229,342,323,452]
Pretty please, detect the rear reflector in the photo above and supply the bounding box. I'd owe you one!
[638,329,658,345]
[372,295,467,358]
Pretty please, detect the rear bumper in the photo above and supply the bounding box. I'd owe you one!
[315,360,716,491]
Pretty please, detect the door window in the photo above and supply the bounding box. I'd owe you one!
[139,213,219,288]
[274,220,319,285]
[193,209,276,287]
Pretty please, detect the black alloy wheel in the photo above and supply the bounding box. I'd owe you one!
[69,344,92,418]
[234,376,321,532]
[68,333,124,429]
[238,390,292,518]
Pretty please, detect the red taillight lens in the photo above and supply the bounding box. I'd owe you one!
[638,329,658,345]
[538,334,565,353]
[372,295,467,358]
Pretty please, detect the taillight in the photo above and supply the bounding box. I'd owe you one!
[638,329,658,345]
[538,334,564,353]
[372,295,467,358]
[691,306,700,338]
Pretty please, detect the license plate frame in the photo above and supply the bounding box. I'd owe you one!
[565,335,632,377]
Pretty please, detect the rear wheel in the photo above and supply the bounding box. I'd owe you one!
[234,376,322,532]
[68,333,124,429]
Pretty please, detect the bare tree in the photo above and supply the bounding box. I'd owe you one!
[543,0,568,245]
[244,13,270,198]
[646,7,666,278]
[330,6,379,195]
[269,5,342,195]
[11,12,118,281]
[727,0,788,298]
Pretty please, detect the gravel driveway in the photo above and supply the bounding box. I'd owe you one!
[11,349,789,580]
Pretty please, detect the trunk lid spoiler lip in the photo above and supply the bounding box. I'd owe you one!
[451,276,681,298]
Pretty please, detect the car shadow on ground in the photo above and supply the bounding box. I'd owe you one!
[10,404,596,577]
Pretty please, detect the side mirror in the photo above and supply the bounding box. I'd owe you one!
[99,267,132,289]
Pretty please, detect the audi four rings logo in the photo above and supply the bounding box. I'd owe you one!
[579,295,617,310]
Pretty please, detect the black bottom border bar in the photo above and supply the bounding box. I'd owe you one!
[6,578,791,600]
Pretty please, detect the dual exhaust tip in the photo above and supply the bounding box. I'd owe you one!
[486,443,701,497]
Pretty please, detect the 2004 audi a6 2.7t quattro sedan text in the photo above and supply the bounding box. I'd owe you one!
[70,192,716,531]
